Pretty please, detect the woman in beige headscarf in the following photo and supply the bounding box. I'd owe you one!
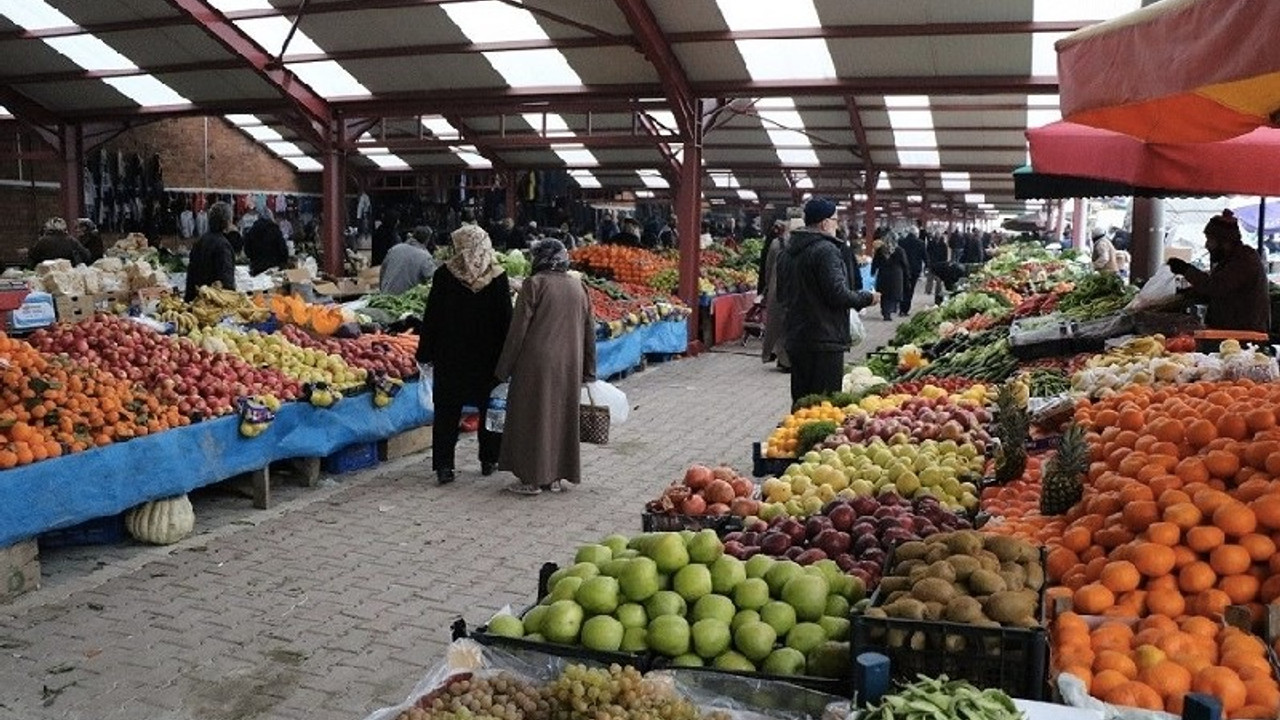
[417,225,513,485]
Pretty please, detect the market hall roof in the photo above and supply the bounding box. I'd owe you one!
[0,0,1145,214]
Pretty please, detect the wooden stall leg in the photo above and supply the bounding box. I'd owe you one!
[251,467,271,509]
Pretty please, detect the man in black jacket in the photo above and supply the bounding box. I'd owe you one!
[28,217,91,267]
[243,209,290,275]
[185,202,236,302]
[777,198,878,403]
[898,230,926,315]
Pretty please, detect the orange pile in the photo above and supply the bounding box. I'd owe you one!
[980,455,1044,518]
[569,245,675,286]
[0,333,184,467]
[1054,612,1279,718]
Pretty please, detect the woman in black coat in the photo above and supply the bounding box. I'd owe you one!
[417,225,512,485]
[871,240,908,321]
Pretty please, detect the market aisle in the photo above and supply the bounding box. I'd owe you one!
[0,302,917,720]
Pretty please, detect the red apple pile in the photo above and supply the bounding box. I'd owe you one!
[722,492,971,589]
[31,315,300,420]
[832,396,993,452]
[280,325,417,379]
[645,464,761,518]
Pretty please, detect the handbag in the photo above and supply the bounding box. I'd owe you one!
[579,384,611,445]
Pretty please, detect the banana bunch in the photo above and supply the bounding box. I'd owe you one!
[158,309,199,335]
[234,306,271,324]
[157,295,188,315]
[197,286,247,308]
[1084,334,1166,368]
[190,286,270,326]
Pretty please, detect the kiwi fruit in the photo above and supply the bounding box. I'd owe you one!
[925,560,958,583]
[944,595,984,624]
[894,558,925,576]
[912,577,957,604]
[884,598,927,620]
[943,634,967,652]
[983,535,1024,563]
[895,541,929,561]
[998,563,1027,591]
[923,601,945,621]
[878,576,911,594]
[984,590,1036,625]
[946,554,982,581]
[1024,563,1045,592]
[945,531,984,557]
[967,568,1008,595]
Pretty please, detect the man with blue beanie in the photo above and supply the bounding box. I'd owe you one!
[776,198,879,402]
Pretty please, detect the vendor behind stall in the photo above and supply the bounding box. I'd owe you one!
[1167,209,1270,333]
[379,237,437,295]
[29,217,91,267]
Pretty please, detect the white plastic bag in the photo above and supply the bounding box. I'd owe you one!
[1126,265,1180,312]
[580,380,629,424]
[417,363,434,413]
[485,382,509,433]
[849,308,866,346]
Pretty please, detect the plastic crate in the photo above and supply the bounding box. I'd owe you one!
[640,513,744,535]
[751,441,794,478]
[322,441,380,474]
[38,513,127,549]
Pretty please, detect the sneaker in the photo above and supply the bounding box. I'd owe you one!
[436,469,456,485]
[481,461,498,477]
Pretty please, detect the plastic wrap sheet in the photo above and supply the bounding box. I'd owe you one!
[596,327,646,379]
[642,319,689,354]
[0,382,433,547]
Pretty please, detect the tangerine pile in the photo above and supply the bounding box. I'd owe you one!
[764,402,846,457]
[569,245,675,287]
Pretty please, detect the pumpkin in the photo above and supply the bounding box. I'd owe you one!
[125,494,195,545]
[308,306,344,336]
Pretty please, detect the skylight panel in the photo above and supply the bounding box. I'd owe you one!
[287,60,370,97]
[795,176,815,190]
[941,172,971,192]
[877,176,892,191]
[892,130,940,147]
[738,190,759,201]
[363,152,411,170]
[0,0,71,30]
[646,111,678,132]
[635,190,655,199]
[264,140,305,157]
[735,40,836,82]
[1032,0,1142,21]
[854,193,868,202]
[443,1,547,43]
[484,50,582,87]
[284,156,323,172]
[46,36,136,71]
[568,170,602,189]
[242,124,283,141]
[453,145,491,169]
[551,144,599,167]
[710,173,741,189]
[236,17,324,56]
[104,76,190,107]
[421,117,461,141]
[965,194,986,204]
[885,96,938,168]
[716,0,820,31]
[225,114,261,126]
[638,170,669,189]
[775,148,820,166]
[897,150,940,167]
[523,113,574,138]
[207,0,275,11]
[0,106,10,117]
[1026,94,1063,128]
[908,195,923,203]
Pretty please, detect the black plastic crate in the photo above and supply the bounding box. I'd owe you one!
[751,441,794,478]
[641,513,744,535]
[38,513,127,549]
[455,614,654,672]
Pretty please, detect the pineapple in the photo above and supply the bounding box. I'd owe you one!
[993,381,1030,484]
[1040,423,1088,515]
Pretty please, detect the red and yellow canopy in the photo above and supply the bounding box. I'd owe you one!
[1057,0,1280,143]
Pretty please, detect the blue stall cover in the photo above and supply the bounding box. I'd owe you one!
[596,326,646,379]
[0,383,432,547]
[642,319,689,354]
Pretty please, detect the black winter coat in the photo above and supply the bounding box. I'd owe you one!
[925,236,949,267]
[777,229,875,353]
[244,217,289,275]
[898,234,926,278]
[872,246,909,299]
[185,231,236,302]
[416,268,513,405]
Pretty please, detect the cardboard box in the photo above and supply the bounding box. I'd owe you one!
[314,278,366,298]
[53,293,96,323]
[0,539,40,603]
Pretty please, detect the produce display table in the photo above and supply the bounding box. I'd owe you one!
[596,318,688,379]
[0,382,432,547]
[699,291,756,346]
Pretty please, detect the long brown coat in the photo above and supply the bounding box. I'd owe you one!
[760,235,789,365]
[495,271,597,486]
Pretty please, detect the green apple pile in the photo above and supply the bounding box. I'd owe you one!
[189,326,367,388]
[485,530,859,679]
[758,438,985,520]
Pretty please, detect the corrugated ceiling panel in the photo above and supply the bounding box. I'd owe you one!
[561,47,660,85]
[157,69,282,103]
[672,42,750,83]
[336,56,507,93]
[49,0,180,25]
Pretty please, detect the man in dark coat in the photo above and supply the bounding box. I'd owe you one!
[948,230,966,263]
[597,211,618,243]
[184,202,236,302]
[243,209,290,275]
[871,240,909,321]
[371,209,401,266]
[28,217,92,267]
[75,219,104,263]
[924,232,950,304]
[964,232,985,266]
[1168,209,1271,333]
[777,198,878,403]
[608,217,643,247]
[897,230,926,315]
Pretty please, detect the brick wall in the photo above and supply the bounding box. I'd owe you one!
[0,117,321,263]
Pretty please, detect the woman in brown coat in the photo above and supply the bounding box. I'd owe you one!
[495,239,597,495]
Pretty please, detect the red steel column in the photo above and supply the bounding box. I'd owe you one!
[676,114,703,343]
[322,146,346,277]
[60,124,83,224]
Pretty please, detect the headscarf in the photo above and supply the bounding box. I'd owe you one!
[1205,209,1242,244]
[446,224,503,292]
[531,238,570,274]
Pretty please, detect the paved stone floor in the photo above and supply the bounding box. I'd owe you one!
[0,297,922,720]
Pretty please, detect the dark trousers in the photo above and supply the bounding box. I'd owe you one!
[432,394,501,472]
[880,295,898,321]
[788,349,845,403]
[900,274,920,314]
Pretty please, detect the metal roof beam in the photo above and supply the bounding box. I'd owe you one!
[344,131,681,152]
[613,0,697,138]
[162,0,333,146]
[442,114,505,168]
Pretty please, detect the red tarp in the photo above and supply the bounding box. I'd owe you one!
[1057,0,1280,143]
[1026,121,1280,198]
